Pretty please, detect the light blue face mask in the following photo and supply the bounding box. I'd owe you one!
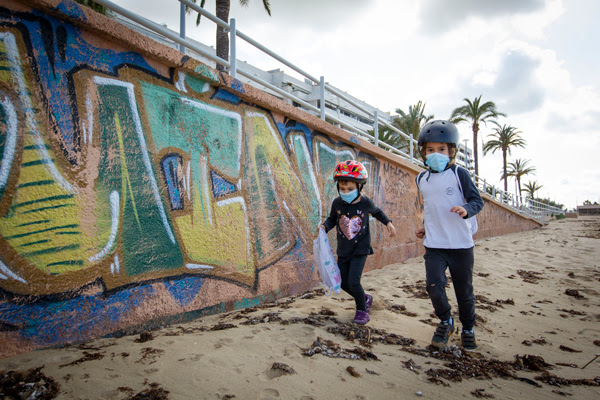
[340,189,359,204]
[426,152,450,172]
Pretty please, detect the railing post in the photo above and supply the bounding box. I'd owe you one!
[373,110,379,147]
[179,2,186,53]
[320,76,325,120]
[230,18,237,79]
[410,138,414,163]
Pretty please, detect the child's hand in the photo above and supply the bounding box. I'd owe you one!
[450,206,468,218]
[415,227,425,239]
[316,225,325,236]
[387,222,396,237]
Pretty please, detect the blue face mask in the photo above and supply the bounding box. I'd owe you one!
[340,189,358,204]
[426,152,450,172]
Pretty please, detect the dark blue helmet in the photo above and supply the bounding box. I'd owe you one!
[417,120,459,146]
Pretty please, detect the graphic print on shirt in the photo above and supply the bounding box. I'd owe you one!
[445,187,455,196]
[339,215,362,240]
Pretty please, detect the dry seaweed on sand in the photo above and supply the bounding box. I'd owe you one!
[402,359,422,374]
[208,323,237,331]
[126,382,169,400]
[0,366,60,400]
[346,366,361,377]
[517,270,544,284]
[471,388,495,398]
[136,348,165,365]
[513,354,553,371]
[559,345,581,353]
[398,281,430,299]
[564,289,585,299]
[557,309,586,316]
[58,351,104,368]
[270,362,295,375]
[301,337,378,361]
[134,332,154,343]
[239,312,283,325]
[327,321,415,347]
[535,372,600,387]
[385,303,418,317]
[552,390,573,396]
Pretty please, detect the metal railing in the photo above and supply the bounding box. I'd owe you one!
[93,0,562,221]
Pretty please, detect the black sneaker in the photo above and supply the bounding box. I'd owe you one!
[461,330,477,350]
[431,319,454,350]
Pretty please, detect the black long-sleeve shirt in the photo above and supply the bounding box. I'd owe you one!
[322,195,392,257]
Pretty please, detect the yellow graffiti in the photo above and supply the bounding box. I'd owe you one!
[0,33,89,274]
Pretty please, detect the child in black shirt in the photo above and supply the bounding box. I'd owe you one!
[319,160,396,324]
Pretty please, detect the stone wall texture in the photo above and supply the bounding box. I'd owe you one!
[0,0,541,357]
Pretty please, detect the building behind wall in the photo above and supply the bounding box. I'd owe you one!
[577,203,600,215]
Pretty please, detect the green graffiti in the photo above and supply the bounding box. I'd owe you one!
[141,82,241,179]
[96,83,183,275]
[185,75,210,94]
[290,134,320,228]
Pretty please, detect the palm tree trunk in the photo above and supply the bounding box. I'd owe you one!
[215,0,230,72]
[472,122,479,177]
[502,151,508,192]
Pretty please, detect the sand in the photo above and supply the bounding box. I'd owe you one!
[1,217,599,400]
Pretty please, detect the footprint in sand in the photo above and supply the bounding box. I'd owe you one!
[214,338,234,349]
[260,388,280,399]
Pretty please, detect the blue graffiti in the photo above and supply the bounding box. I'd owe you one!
[229,78,246,94]
[163,277,205,307]
[161,153,184,210]
[0,284,155,346]
[212,88,242,105]
[276,120,315,156]
[211,170,237,198]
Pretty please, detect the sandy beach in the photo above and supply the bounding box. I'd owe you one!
[1,217,599,400]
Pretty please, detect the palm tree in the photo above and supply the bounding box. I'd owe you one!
[74,0,106,14]
[393,101,434,154]
[523,180,543,199]
[368,126,403,150]
[482,122,526,192]
[449,95,506,177]
[188,0,272,71]
[506,158,536,197]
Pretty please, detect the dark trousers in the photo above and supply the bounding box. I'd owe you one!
[424,247,476,330]
[338,255,368,311]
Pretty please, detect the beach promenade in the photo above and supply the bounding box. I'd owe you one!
[1,217,598,399]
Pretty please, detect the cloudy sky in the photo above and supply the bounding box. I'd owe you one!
[112,0,600,210]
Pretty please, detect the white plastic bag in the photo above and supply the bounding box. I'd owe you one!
[467,215,478,235]
[313,229,341,295]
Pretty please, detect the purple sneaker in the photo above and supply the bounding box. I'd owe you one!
[353,310,370,325]
[365,294,373,314]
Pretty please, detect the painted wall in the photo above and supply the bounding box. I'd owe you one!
[0,0,540,357]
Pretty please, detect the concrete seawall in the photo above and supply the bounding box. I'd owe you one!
[0,0,540,357]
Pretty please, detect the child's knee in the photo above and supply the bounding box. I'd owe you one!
[426,281,445,297]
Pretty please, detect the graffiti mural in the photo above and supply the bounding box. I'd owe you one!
[0,1,412,354]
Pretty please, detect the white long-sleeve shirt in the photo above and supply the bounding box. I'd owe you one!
[416,165,484,249]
